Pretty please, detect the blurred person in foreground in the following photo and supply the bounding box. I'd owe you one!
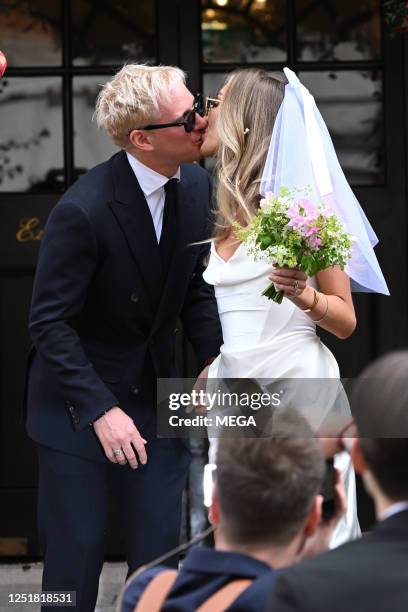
[268,350,408,612]
[118,412,345,612]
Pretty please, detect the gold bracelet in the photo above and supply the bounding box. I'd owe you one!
[302,288,319,313]
[311,294,329,323]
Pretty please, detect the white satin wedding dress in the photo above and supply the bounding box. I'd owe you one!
[203,241,361,548]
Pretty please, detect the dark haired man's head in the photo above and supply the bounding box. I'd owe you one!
[209,412,325,562]
[350,351,408,507]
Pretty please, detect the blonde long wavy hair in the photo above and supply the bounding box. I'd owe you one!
[214,69,286,242]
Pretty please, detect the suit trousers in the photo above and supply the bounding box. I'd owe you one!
[36,437,191,612]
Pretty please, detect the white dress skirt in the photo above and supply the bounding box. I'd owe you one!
[203,242,361,548]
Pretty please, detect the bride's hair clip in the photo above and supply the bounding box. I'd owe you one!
[243,127,250,135]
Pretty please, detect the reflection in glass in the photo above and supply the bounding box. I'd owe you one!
[72,0,156,66]
[0,77,64,192]
[300,71,383,185]
[201,0,286,63]
[203,72,229,100]
[296,0,381,61]
[0,0,62,66]
[73,77,119,176]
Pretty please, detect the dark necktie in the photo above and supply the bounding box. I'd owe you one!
[159,178,178,280]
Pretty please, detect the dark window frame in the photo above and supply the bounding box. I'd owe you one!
[199,0,386,188]
[2,0,163,192]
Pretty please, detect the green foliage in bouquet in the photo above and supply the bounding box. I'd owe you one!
[236,187,352,303]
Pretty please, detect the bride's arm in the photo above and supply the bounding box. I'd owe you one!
[270,265,356,339]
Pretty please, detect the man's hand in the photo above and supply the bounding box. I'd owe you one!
[197,364,211,381]
[93,406,147,469]
[300,468,347,559]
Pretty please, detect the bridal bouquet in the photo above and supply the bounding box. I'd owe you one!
[237,187,353,303]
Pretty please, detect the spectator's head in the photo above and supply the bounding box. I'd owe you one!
[209,412,326,564]
[94,64,207,168]
[350,351,408,510]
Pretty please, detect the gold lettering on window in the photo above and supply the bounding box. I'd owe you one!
[16,218,44,242]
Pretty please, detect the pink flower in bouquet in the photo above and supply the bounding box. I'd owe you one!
[298,198,319,219]
[287,199,319,233]
[287,205,306,229]
[308,234,322,250]
[305,225,319,237]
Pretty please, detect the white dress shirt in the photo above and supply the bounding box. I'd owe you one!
[126,152,180,242]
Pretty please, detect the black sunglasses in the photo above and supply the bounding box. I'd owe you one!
[132,93,205,134]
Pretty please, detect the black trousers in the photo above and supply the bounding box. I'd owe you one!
[36,438,191,612]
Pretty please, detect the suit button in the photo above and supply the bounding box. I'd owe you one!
[174,327,179,334]
[130,293,139,303]
[130,385,139,396]
[74,415,80,425]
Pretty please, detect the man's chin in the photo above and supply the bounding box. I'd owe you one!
[184,146,206,163]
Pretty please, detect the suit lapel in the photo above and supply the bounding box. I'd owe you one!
[109,151,163,309]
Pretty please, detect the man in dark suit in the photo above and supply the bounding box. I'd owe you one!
[26,64,223,611]
[268,351,408,612]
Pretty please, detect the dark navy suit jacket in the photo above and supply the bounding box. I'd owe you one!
[26,151,223,461]
[120,547,277,611]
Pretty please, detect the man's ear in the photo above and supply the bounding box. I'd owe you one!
[208,485,221,526]
[129,129,155,152]
[351,438,368,476]
[303,494,323,537]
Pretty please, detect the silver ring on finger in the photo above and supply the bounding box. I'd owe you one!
[293,280,301,295]
[113,448,123,457]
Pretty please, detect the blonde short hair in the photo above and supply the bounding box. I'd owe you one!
[94,64,186,149]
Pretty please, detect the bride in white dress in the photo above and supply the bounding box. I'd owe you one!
[199,68,389,547]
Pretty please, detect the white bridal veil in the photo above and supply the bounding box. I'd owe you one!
[260,67,389,295]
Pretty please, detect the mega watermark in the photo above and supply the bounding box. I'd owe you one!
[157,377,353,438]
[157,376,408,439]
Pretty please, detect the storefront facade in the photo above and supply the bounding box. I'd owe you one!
[1,0,407,557]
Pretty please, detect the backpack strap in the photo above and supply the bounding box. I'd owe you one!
[197,578,254,612]
[133,570,178,612]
